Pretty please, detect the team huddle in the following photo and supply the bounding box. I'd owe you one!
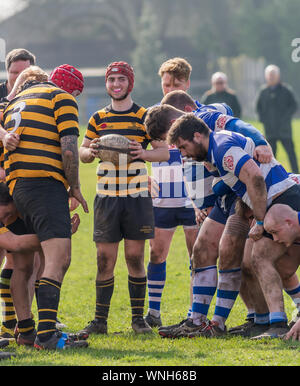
[0,50,299,357]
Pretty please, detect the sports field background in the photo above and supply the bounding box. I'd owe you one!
[3,120,300,366]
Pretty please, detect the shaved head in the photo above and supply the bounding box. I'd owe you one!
[264,204,300,247]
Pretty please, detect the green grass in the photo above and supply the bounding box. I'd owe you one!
[2,120,300,366]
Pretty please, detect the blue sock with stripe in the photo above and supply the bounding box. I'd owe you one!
[212,268,241,330]
[191,265,217,325]
[269,311,288,325]
[284,284,300,313]
[147,262,166,318]
[254,312,269,325]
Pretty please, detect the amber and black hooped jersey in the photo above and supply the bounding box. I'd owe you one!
[0,100,9,171]
[2,82,79,194]
[85,103,151,197]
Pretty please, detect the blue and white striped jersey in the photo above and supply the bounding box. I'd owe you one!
[206,130,295,208]
[151,102,233,209]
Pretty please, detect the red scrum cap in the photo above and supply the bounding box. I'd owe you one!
[105,61,134,93]
[49,64,84,95]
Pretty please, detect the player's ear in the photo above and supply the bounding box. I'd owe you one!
[184,105,193,112]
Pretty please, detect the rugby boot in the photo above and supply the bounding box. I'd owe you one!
[16,329,37,346]
[158,318,188,336]
[0,325,15,341]
[251,322,290,340]
[159,319,205,338]
[80,319,107,335]
[34,330,88,350]
[0,338,9,348]
[188,321,227,338]
[228,318,254,334]
[132,317,153,334]
[144,311,162,328]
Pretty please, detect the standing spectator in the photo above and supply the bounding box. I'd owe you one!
[0,48,36,101]
[256,64,299,173]
[201,72,242,118]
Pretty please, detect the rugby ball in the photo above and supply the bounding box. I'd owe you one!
[92,134,134,165]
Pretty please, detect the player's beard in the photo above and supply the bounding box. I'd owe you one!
[193,141,207,162]
[107,87,129,101]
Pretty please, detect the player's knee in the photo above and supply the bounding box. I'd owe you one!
[150,249,166,264]
[126,253,144,273]
[16,263,34,281]
[192,236,217,266]
[97,252,112,275]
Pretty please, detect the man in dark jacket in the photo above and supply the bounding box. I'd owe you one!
[256,64,298,173]
[201,72,242,118]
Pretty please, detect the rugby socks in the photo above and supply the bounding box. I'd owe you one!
[95,277,114,322]
[284,284,300,314]
[0,269,17,330]
[35,279,40,308]
[254,312,269,325]
[192,265,217,325]
[37,277,61,342]
[17,317,35,337]
[147,262,166,318]
[212,268,242,330]
[269,312,288,325]
[128,275,147,320]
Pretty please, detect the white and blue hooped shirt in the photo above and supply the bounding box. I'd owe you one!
[206,130,295,208]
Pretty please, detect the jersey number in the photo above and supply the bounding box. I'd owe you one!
[9,101,26,133]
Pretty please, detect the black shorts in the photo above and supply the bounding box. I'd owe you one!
[12,178,71,242]
[263,184,300,239]
[93,195,155,243]
[6,217,31,235]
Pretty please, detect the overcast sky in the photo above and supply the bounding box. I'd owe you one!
[0,0,27,22]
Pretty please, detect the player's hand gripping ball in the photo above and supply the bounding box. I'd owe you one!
[90,134,134,166]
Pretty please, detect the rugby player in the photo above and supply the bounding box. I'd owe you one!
[144,91,275,337]
[0,64,85,338]
[263,204,300,340]
[0,48,35,339]
[79,61,169,334]
[2,65,89,350]
[145,58,214,328]
[165,112,300,338]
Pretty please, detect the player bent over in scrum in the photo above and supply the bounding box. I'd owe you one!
[165,113,299,339]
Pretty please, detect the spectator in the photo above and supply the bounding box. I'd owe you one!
[201,72,242,118]
[256,64,298,173]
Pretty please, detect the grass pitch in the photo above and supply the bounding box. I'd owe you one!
[2,120,300,367]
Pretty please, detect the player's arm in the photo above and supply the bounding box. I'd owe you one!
[225,119,272,163]
[61,135,88,213]
[79,137,96,163]
[130,139,169,162]
[0,231,40,253]
[238,159,267,240]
